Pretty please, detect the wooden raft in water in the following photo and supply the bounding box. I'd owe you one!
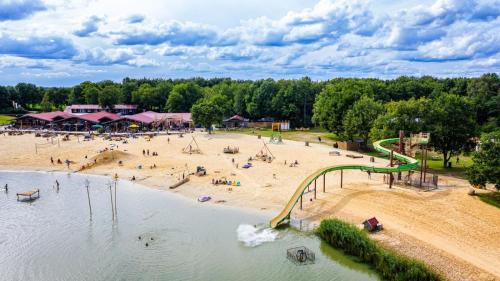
[17,189,40,201]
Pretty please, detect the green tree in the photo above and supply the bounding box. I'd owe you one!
[165,82,202,112]
[83,86,100,104]
[466,73,500,131]
[121,79,138,104]
[233,82,253,116]
[312,80,371,134]
[0,86,13,110]
[40,92,52,112]
[131,83,168,111]
[98,85,121,109]
[68,84,85,104]
[191,98,223,133]
[466,131,500,190]
[428,94,477,168]
[342,96,384,143]
[370,98,430,140]
[246,79,277,119]
[14,83,41,108]
[47,87,70,109]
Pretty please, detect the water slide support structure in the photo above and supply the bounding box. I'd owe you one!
[270,135,429,228]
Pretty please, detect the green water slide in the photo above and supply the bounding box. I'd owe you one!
[270,136,429,228]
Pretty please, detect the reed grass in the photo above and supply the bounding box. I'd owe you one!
[317,219,441,281]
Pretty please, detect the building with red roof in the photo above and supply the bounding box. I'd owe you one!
[104,111,193,132]
[223,115,249,128]
[14,111,73,129]
[54,112,120,131]
[64,104,138,115]
[13,109,191,132]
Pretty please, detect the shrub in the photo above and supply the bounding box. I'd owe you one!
[317,219,441,281]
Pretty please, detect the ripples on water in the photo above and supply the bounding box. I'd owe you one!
[0,171,378,281]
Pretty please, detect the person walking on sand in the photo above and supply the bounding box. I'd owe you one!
[147,149,150,156]
[50,157,54,164]
[167,137,170,144]
[142,149,145,156]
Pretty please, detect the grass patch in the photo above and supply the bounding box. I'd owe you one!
[476,192,500,209]
[317,219,441,281]
[414,151,473,177]
[215,127,342,144]
[0,115,15,125]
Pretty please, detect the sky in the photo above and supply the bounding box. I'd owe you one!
[0,0,499,86]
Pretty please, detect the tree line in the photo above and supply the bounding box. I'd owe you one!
[0,74,498,169]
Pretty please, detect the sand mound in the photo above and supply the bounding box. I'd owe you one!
[79,150,132,171]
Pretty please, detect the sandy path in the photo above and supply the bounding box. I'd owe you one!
[0,132,498,280]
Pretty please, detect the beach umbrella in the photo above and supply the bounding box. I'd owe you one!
[129,124,139,129]
[92,124,103,129]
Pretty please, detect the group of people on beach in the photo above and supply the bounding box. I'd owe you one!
[285,160,299,167]
[142,149,159,156]
[50,156,71,168]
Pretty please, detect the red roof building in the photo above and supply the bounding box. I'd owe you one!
[15,111,73,128]
[64,104,138,115]
[78,112,121,123]
[223,115,249,128]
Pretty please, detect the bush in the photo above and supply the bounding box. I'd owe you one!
[317,219,441,281]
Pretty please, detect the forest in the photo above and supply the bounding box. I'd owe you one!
[0,74,499,173]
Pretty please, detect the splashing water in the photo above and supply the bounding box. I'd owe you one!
[237,224,278,247]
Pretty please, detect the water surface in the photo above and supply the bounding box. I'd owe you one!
[0,171,378,281]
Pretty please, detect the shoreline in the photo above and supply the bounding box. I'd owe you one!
[1,132,499,280]
[0,169,278,222]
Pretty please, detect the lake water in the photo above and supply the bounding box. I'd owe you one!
[0,171,378,281]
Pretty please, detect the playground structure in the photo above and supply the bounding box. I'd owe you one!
[270,132,431,228]
[182,136,202,154]
[254,142,275,163]
[271,121,290,131]
[269,121,288,144]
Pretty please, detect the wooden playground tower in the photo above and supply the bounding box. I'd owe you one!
[270,121,289,144]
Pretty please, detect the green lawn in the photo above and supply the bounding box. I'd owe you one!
[215,127,342,144]
[476,192,500,209]
[0,115,15,125]
[413,151,473,177]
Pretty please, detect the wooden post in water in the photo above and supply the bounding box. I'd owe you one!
[108,182,114,220]
[113,174,118,216]
[323,174,325,193]
[85,179,92,220]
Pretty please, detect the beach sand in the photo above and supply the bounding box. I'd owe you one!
[0,132,499,280]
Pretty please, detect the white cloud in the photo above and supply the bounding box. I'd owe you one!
[0,0,498,85]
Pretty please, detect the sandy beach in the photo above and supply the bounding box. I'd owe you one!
[1,132,499,281]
